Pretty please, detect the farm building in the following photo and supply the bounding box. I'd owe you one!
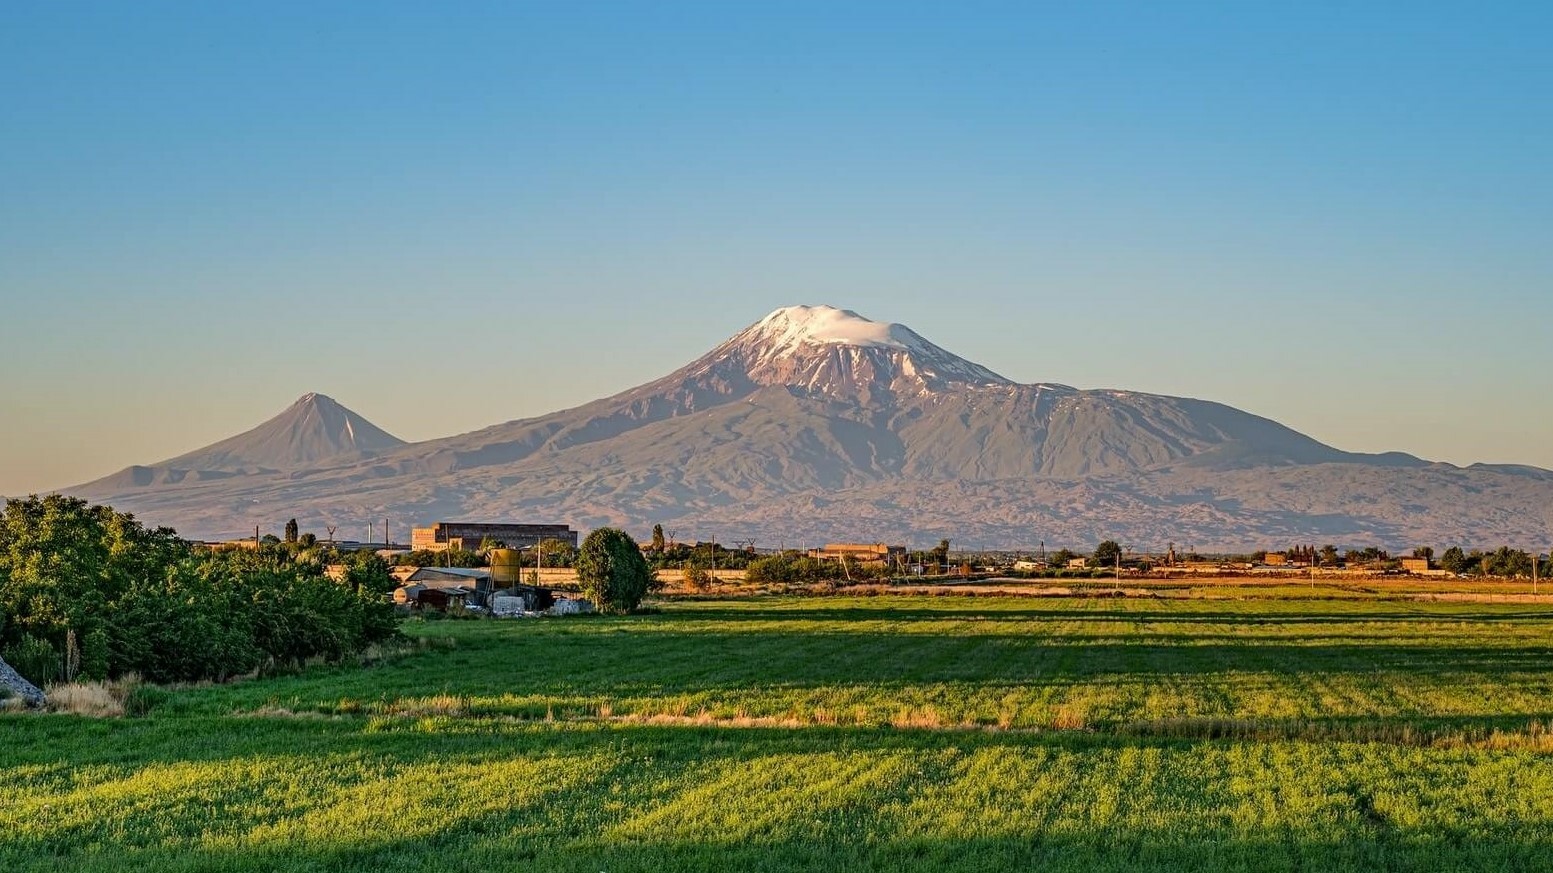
[416,587,473,611]
[393,567,494,607]
[411,522,577,553]
[1400,556,1449,577]
[807,543,906,564]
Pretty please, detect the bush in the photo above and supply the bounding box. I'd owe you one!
[683,564,713,591]
[747,554,888,584]
[3,635,60,687]
[81,626,110,682]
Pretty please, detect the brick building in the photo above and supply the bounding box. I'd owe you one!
[411,521,577,553]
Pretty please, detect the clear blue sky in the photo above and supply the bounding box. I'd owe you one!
[2,1,1550,494]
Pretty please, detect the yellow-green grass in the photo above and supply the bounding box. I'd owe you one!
[182,596,1553,733]
[5,595,1553,871]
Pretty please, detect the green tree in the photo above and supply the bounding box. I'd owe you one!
[536,538,579,568]
[931,539,951,566]
[651,524,666,553]
[576,528,652,614]
[0,494,188,656]
[0,495,397,684]
[284,519,299,544]
[1481,547,1533,578]
[1319,545,1340,567]
[1093,540,1122,568]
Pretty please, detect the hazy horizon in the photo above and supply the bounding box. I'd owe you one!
[4,4,1551,494]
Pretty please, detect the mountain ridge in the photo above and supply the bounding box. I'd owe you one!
[67,305,1552,548]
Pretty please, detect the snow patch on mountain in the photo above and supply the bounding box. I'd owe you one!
[749,305,926,353]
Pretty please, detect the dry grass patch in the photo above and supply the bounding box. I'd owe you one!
[1050,705,1091,731]
[44,675,152,717]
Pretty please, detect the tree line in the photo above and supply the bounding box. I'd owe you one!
[1262,543,1549,576]
[0,496,398,688]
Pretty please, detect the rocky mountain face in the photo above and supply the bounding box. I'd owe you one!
[68,306,1553,550]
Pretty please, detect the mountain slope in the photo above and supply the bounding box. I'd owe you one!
[83,393,405,489]
[66,306,1551,548]
[393,305,1364,481]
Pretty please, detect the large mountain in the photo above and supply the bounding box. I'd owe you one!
[68,306,1553,549]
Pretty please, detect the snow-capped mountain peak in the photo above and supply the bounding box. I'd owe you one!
[719,305,1012,392]
[748,305,928,354]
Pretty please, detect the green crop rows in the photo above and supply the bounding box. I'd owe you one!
[5,595,1553,870]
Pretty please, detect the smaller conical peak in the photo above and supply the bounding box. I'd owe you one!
[747,305,927,353]
[291,392,346,412]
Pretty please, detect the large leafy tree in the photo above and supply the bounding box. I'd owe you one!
[576,528,652,614]
[1439,547,1468,574]
[0,495,189,652]
[1092,540,1123,567]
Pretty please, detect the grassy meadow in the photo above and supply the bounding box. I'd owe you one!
[5,593,1553,870]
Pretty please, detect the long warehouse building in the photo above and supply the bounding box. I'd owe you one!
[411,521,578,552]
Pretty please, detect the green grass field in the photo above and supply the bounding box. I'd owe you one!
[5,594,1553,871]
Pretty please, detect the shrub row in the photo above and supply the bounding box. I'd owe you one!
[0,495,398,685]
